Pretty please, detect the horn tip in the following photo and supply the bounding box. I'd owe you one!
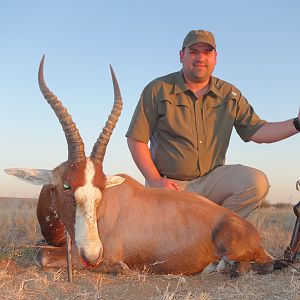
[39,55,46,72]
[109,64,115,76]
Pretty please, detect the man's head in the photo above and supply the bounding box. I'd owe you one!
[180,30,217,84]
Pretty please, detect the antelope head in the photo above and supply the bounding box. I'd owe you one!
[5,56,125,267]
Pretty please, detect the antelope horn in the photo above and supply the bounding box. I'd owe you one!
[38,55,85,163]
[90,65,123,163]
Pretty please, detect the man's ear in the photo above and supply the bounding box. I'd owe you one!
[4,168,52,185]
[105,175,125,188]
[179,49,184,63]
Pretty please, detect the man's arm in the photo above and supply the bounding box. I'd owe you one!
[250,111,300,143]
[127,137,179,190]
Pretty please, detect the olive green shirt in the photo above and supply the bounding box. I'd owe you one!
[126,71,266,180]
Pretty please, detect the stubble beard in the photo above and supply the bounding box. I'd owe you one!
[190,68,211,83]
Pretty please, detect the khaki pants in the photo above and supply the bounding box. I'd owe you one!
[154,164,270,219]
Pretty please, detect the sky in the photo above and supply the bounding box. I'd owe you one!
[1,0,300,204]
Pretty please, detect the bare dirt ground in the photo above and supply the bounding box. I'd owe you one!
[0,197,299,300]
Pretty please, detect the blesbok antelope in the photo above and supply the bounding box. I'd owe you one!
[5,56,284,277]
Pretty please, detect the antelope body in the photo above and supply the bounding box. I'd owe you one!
[5,57,280,276]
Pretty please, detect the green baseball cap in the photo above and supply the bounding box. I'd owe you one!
[182,30,216,50]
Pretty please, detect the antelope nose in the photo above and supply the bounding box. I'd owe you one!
[80,248,103,267]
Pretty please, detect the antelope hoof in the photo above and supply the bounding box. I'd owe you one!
[273,259,289,270]
[111,261,130,275]
[251,262,274,274]
[100,261,130,275]
[230,267,240,278]
[215,258,227,272]
[34,246,67,269]
[202,261,218,274]
[230,261,251,278]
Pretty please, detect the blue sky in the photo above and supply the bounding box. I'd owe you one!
[1,0,300,203]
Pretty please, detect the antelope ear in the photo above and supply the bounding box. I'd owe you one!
[4,168,52,185]
[105,175,125,188]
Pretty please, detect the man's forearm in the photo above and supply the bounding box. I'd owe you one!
[127,137,161,182]
[127,137,180,190]
[250,119,299,144]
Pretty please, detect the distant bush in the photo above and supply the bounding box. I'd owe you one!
[259,201,293,209]
[272,202,293,209]
[260,200,272,208]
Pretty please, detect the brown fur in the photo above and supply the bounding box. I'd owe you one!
[37,160,87,242]
[37,184,65,246]
[37,172,274,276]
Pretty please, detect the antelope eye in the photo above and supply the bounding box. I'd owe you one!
[63,183,71,191]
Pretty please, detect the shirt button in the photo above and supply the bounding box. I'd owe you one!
[199,141,202,144]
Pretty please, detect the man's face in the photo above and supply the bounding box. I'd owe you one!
[180,43,217,83]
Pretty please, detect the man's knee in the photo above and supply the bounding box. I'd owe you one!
[247,168,270,204]
[227,167,270,218]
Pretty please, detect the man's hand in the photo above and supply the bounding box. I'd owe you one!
[147,177,180,190]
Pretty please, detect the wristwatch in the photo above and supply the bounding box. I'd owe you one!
[293,117,300,132]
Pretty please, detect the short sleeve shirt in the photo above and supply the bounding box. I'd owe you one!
[126,71,266,180]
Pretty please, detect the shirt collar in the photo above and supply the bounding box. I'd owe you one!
[173,70,189,94]
[173,71,221,98]
[208,77,222,97]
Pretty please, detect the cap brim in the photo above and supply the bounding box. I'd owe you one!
[184,39,216,49]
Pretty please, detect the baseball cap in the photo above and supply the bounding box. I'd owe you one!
[182,30,216,50]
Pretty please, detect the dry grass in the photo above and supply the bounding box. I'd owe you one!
[247,205,296,257]
[0,198,299,300]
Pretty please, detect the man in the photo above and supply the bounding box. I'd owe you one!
[126,30,300,218]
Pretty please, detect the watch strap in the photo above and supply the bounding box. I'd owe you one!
[293,117,300,132]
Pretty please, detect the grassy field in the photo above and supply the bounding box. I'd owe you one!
[0,197,299,300]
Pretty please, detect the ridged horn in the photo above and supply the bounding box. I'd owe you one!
[38,55,85,163]
[90,65,123,163]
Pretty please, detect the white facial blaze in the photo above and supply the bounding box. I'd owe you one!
[74,158,103,263]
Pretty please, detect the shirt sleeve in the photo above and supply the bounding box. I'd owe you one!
[234,93,266,142]
[125,83,159,143]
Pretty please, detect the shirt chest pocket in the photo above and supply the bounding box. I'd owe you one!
[157,97,193,137]
[203,98,236,133]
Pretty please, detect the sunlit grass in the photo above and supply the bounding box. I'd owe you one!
[0,202,40,263]
[247,205,295,257]
[0,199,298,299]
